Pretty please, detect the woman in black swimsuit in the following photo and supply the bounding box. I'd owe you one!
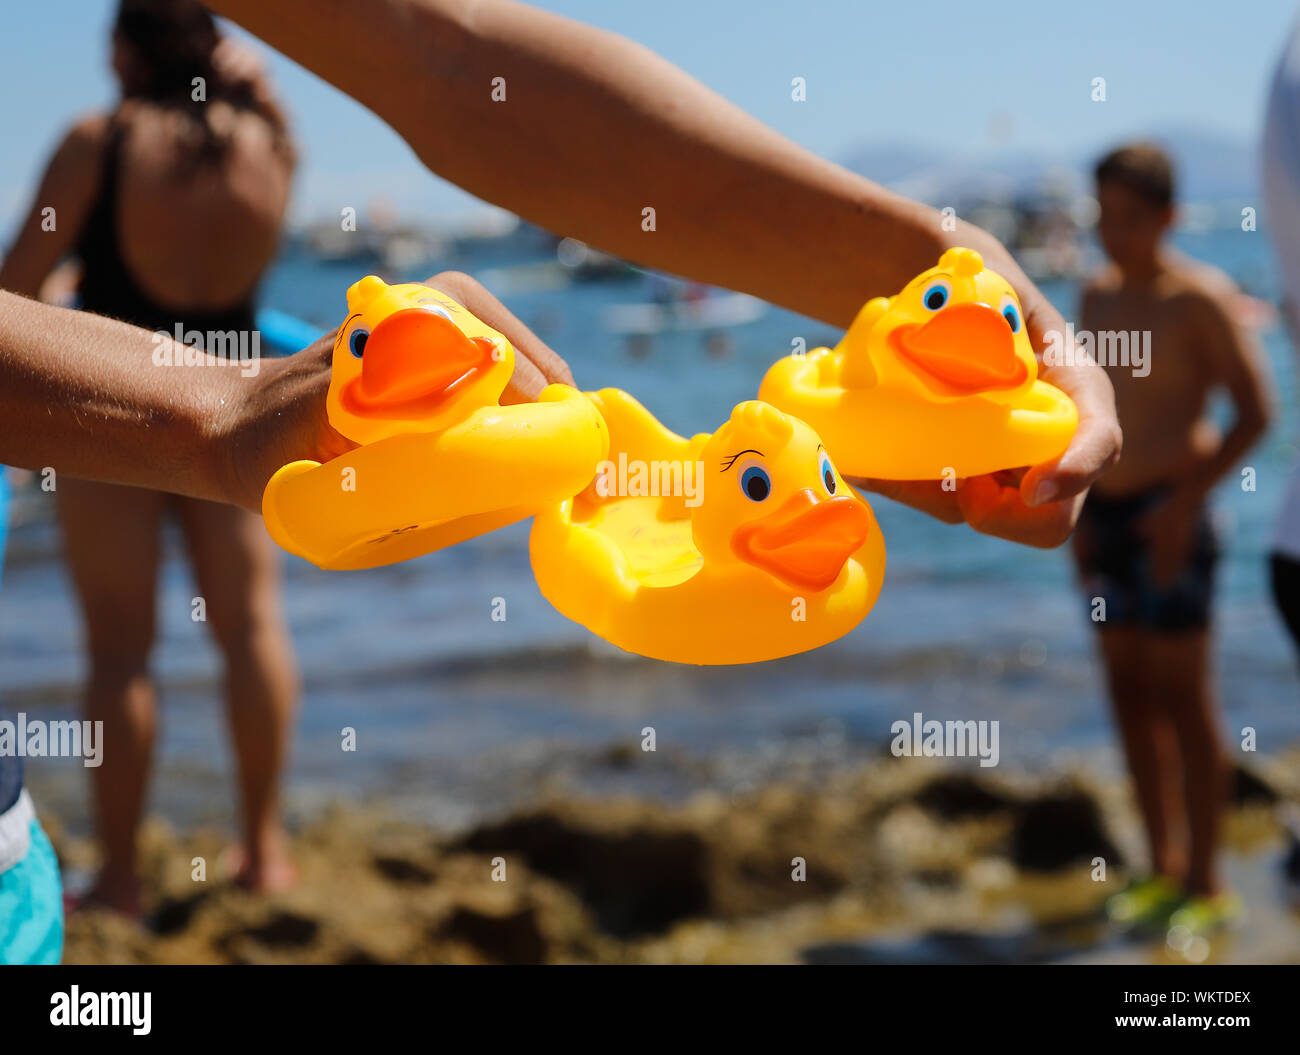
[0,0,298,915]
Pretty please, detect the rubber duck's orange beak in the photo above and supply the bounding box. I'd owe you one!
[354,308,495,408]
[890,302,1026,393]
[731,488,871,591]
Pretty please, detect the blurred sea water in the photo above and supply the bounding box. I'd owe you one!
[3,227,1298,832]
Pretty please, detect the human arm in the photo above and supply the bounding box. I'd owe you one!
[0,290,339,509]
[1167,290,1273,506]
[1139,289,1274,581]
[205,0,1120,544]
[0,273,568,511]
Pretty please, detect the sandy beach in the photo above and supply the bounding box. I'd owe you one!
[44,750,1300,965]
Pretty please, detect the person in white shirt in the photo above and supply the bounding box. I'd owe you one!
[1263,16,1300,663]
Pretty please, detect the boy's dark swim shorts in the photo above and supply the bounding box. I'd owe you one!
[1074,488,1219,633]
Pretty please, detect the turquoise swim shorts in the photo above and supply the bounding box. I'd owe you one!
[0,802,64,965]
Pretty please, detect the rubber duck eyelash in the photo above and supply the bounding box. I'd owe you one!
[721,448,764,472]
[335,313,362,349]
[415,299,454,320]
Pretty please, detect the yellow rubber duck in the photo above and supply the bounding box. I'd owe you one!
[262,277,608,570]
[758,247,1077,479]
[529,390,885,665]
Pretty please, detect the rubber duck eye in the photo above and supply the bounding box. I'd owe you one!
[739,464,772,502]
[1000,298,1021,333]
[819,451,837,495]
[921,280,950,312]
[348,327,370,359]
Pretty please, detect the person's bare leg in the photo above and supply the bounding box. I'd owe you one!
[1099,627,1187,881]
[58,479,165,916]
[176,496,298,891]
[1153,631,1224,897]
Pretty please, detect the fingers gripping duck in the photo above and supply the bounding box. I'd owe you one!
[261,276,608,570]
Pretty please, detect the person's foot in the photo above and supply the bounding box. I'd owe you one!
[223,836,298,894]
[1106,875,1184,928]
[1165,891,1242,959]
[63,871,144,920]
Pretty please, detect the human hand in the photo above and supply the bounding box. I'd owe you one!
[215,271,576,511]
[851,274,1122,549]
[216,331,353,513]
[418,270,575,403]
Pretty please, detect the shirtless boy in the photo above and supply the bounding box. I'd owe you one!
[1074,143,1272,941]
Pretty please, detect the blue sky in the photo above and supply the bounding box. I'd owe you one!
[0,0,1294,228]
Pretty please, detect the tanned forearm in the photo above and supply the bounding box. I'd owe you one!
[0,292,244,499]
[0,272,572,512]
[206,0,1009,328]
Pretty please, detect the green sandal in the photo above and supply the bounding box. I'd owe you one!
[1106,875,1185,928]
[1167,891,1243,938]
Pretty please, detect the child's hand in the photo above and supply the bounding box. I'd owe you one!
[218,272,576,512]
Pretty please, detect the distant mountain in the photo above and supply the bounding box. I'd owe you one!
[839,126,1257,205]
[839,142,949,189]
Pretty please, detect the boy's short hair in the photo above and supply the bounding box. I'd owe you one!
[1094,142,1176,209]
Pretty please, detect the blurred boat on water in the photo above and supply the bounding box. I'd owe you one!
[602,275,766,336]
